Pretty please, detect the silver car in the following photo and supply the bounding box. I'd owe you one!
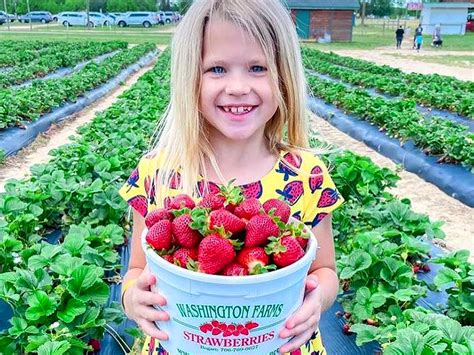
[116,12,159,28]
[58,12,98,27]
[89,12,114,26]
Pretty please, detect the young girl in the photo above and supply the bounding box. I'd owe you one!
[119,0,344,354]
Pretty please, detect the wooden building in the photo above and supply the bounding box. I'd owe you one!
[286,0,359,42]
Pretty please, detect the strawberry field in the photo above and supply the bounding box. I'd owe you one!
[0,43,473,355]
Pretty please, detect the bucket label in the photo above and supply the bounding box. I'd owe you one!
[171,302,285,353]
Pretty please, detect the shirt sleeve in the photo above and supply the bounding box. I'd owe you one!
[118,155,154,218]
[302,155,344,228]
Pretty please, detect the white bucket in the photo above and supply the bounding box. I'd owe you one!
[142,224,317,355]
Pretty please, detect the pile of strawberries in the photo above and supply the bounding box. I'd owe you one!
[144,183,310,276]
[199,320,259,336]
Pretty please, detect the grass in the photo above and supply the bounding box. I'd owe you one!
[0,22,174,44]
[1,21,473,51]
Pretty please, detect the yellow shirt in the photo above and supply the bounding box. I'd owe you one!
[119,149,343,227]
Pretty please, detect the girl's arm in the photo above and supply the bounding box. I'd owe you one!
[122,210,147,285]
[121,210,170,340]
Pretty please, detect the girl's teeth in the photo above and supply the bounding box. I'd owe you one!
[223,106,252,114]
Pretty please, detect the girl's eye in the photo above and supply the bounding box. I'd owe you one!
[209,66,225,74]
[250,65,266,73]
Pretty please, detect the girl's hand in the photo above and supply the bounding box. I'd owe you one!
[123,268,170,340]
[278,275,321,354]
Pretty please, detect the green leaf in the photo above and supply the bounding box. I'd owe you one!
[394,288,419,302]
[63,229,87,256]
[435,317,463,343]
[434,267,462,287]
[340,250,372,279]
[8,317,27,337]
[37,340,71,355]
[384,328,425,355]
[67,265,101,295]
[451,343,469,354]
[350,324,379,346]
[57,299,86,323]
[25,291,57,321]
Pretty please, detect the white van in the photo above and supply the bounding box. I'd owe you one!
[58,12,98,27]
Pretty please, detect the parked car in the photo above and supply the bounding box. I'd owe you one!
[89,12,114,26]
[162,11,177,23]
[467,13,474,32]
[0,11,7,25]
[58,12,98,27]
[115,12,160,28]
[20,11,53,23]
[0,11,16,22]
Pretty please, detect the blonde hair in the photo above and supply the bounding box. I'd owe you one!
[151,0,309,206]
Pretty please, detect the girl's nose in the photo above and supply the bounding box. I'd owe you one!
[224,76,251,96]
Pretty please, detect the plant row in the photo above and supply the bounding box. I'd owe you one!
[0,50,172,354]
[307,75,474,169]
[0,49,471,354]
[302,49,473,118]
[302,47,473,96]
[0,41,128,88]
[327,148,473,352]
[0,40,79,68]
[0,42,156,130]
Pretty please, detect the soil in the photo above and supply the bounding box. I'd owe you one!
[331,47,474,81]
[0,47,166,192]
[310,114,474,261]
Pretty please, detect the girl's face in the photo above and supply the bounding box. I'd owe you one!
[199,19,278,143]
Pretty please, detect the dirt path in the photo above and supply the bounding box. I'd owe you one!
[0,49,166,192]
[331,48,474,81]
[310,114,473,261]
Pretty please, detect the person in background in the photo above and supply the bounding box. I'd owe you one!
[432,24,443,47]
[395,25,405,49]
[413,23,423,49]
[415,32,423,52]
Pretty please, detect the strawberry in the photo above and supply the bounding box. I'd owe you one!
[342,324,351,335]
[422,264,431,272]
[221,263,249,276]
[317,188,339,208]
[145,208,173,229]
[173,248,198,268]
[412,265,420,273]
[284,222,310,249]
[146,220,173,251]
[366,318,378,326]
[209,209,246,235]
[197,233,236,274]
[266,236,304,268]
[237,247,276,275]
[244,321,259,330]
[234,198,262,220]
[263,198,291,223]
[172,213,201,248]
[200,323,212,333]
[198,193,226,210]
[162,254,174,263]
[168,194,195,210]
[88,338,101,352]
[245,214,280,247]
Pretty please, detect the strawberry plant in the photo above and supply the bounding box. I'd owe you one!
[0,41,127,88]
[431,250,474,325]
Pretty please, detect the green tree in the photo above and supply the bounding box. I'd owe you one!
[367,0,392,17]
[176,0,192,14]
